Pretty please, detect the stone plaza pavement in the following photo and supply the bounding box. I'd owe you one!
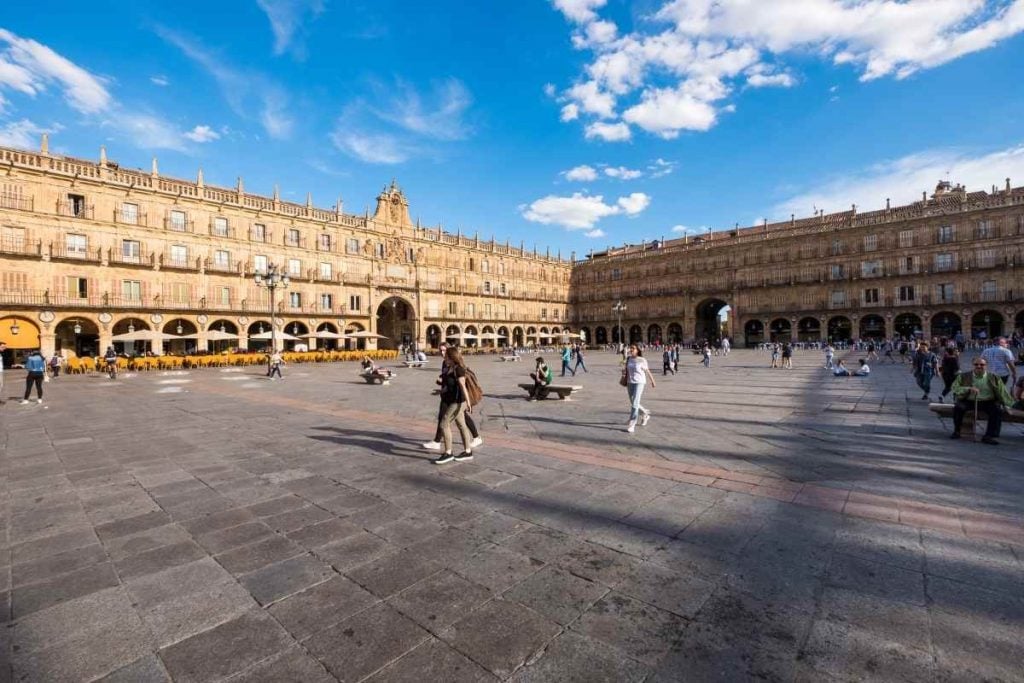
[1,349,1022,682]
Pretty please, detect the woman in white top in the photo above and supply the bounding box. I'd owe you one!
[623,344,656,433]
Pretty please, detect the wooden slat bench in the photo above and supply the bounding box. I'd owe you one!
[518,383,583,400]
[928,402,1024,440]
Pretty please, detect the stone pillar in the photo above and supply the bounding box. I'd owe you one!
[238,330,248,352]
[790,321,799,343]
[39,331,56,358]
[98,328,112,355]
[197,331,209,353]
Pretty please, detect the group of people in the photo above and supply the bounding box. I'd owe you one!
[421,342,483,464]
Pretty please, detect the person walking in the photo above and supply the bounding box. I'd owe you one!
[560,344,575,377]
[782,342,793,369]
[980,337,1017,387]
[823,344,835,370]
[423,342,483,450]
[432,346,475,464]
[21,349,46,404]
[702,343,711,368]
[722,337,731,356]
[268,350,284,379]
[949,357,1013,444]
[572,343,588,373]
[662,347,675,375]
[622,344,655,433]
[938,346,960,402]
[912,342,938,400]
[0,341,7,404]
[671,344,679,372]
[769,343,780,368]
[48,353,62,379]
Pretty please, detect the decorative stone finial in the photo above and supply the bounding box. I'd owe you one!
[1007,178,1012,192]
[237,176,244,194]
[336,196,343,216]
[151,157,159,177]
[99,145,107,166]
[40,133,49,155]
[886,198,890,210]
[197,167,205,187]
[273,184,280,202]
[306,192,313,209]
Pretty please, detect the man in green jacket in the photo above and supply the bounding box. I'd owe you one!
[950,357,1014,445]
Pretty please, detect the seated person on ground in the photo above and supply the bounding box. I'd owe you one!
[361,356,393,378]
[855,359,870,376]
[833,360,851,377]
[416,350,427,362]
[529,357,553,399]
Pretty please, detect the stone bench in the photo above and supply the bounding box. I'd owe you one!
[402,360,428,368]
[518,383,583,400]
[360,371,395,385]
[501,355,522,362]
[928,402,1024,440]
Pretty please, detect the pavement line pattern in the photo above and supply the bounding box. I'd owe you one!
[203,384,1024,548]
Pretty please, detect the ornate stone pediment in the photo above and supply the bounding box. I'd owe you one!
[373,180,412,227]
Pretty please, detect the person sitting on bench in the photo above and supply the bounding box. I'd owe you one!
[361,356,393,378]
[950,357,1014,445]
[529,357,553,399]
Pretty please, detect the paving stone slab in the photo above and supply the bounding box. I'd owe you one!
[11,543,108,588]
[138,579,255,648]
[452,545,545,593]
[503,565,609,626]
[114,540,209,580]
[388,571,494,635]
[268,575,379,640]
[12,561,120,618]
[214,534,306,575]
[225,646,335,682]
[95,654,171,682]
[346,548,445,598]
[239,553,335,605]
[510,630,651,682]
[571,592,687,665]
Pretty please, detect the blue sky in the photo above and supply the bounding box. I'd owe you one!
[2,0,1024,255]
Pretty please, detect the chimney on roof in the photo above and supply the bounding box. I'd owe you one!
[336,196,343,217]
[790,214,795,226]
[40,133,49,155]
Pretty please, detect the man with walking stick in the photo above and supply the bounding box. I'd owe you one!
[949,358,1014,445]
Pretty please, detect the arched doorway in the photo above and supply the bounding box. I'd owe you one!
[629,325,642,344]
[55,317,100,357]
[797,317,821,342]
[894,313,922,340]
[497,326,510,348]
[163,318,198,355]
[247,320,273,351]
[667,322,683,343]
[579,327,591,346]
[769,318,791,342]
[208,320,239,353]
[744,320,764,347]
[525,326,536,347]
[595,326,607,345]
[647,324,661,344]
[344,322,366,350]
[0,316,40,366]
[858,314,886,340]
[465,325,479,348]
[971,310,1003,340]
[512,326,524,347]
[930,312,961,340]
[285,321,309,351]
[828,316,852,342]
[376,297,415,350]
[611,326,623,344]
[313,322,340,351]
[426,324,442,349]
[1014,311,1024,336]
[113,317,151,355]
[695,298,728,342]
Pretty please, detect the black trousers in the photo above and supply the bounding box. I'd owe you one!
[953,399,1002,438]
[434,400,478,440]
[24,373,43,399]
[940,373,957,397]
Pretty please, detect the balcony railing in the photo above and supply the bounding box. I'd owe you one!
[285,235,306,248]
[56,201,93,219]
[209,221,234,238]
[109,249,154,267]
[250,229,271,243]
[0,238,42,256]
[1,194,34,211]
[161,254,199,271]
[206,258,238,273]
[50,243,102,262]
[164,217,195,233]
[114,209,147,226]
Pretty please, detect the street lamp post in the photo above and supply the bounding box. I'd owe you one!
[254,263,289,352]
[612,300,626,348]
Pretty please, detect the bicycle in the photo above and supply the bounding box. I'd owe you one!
[105,360,118,379]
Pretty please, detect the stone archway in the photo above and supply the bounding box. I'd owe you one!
[284,321,309,351]
[647,324,662,344]
[611,326,623,344]
[497,326,510,348]
[595,326,608,344]
[797,317,821,342]
[695,298,729,342]
[930,312,961,340]
[209,319,240,353]
[971,309,1003,340]
[744,320,764,347]
[667,323,683,343]
[512,326,524,347]
[0,316,40,367]
[828,316,852,342]
[163,318,198,355]
[112,317,151,355]
[894,313,923,340]
[629,325,642,344]
[376,296,415,350]
[769,318,791,342]
[425,324,442,349]
[55,317,100,357]
[247,320,273,351]
[859,314,886,340]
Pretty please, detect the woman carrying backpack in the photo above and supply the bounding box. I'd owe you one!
[432,346,475,465]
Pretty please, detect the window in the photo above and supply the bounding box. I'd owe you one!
[898,285,915,302]
[860,260,882,277]
[898,230,914,248]
[900,256,915,274]
[349,295,361,312]
[122,280,141,300]
[864,288,879,303]
[346,238,360,254]
[319,234,332,251]
[482,260,490,273]
[374,242,385,258]
[830,264,845,280]
[485,303,492,317]
[170,210,187,231]
[499,283,507,295]
[288,292,302,308]
[977,220,994,239]
[466,303,475,316]
[252,223,267,242]
[483,281,491,294]
[830,290,846,306]
[122,239,140,262]
[406,247,415,263]
[977,248,996,268]
[611,268,622,280]
[938,225,955,243]
[936,283,954,303]
[219,287,231,306]
[831,239,842,256]
[320,293,333,310]
[214,250,230,268]
[66,276,87,299]
[980,280,998,300]
[863,234,878,252]
[541,308,547,320]
[448,301,457,315]
[212,217,228,236]
[121,203,139,224]
[65,233,87,257]
[170,282,188,303]
[254,255,268,273]
[170,245,188,266]
[934,253,953,271]
[468,258,475,271]
[319,262,332,279]
[498,304,507,318]
[287,228,300,246]
[68,193,86,217]
[287,259,301,276]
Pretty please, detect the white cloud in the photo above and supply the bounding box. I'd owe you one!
[648,158,677,177]
[584,120,631,141]
[772,143,1024,221]
[565,164,598,181]
[604,165,642,179]
[150,75,169,86]
[552,1,1024,140]
[670,224,689,233]
[543,82,557,97]
[560,103,580,121]
[157,27,294,139]
[256,0,325,57]
[0,118,47,148]
[617,192,650,214]
[183,124,220,143]
[521,189,650,229]
[371,78,472,141]
[331,128,408,164]
[584,228,606,238]
[0,28,111,114]
[103,111,189,151]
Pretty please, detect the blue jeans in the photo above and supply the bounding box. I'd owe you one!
[627,382,647,422]
[703,355,710,367]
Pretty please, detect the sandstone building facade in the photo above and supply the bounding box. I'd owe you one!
[1,138,1022,362]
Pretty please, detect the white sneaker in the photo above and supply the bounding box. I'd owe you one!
[36,398,43,404]
[470,436,483,448]
[422,441,442,451]
[626,422,636,433]
[19,399,29,405]
[640,413,650,426]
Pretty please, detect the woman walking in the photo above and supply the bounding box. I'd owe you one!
[938,346,960,402]
[912,342,938,400]
[782,343,793,369]
[423,342,482,450]
[433,346,474,465]
[622,344,656,433]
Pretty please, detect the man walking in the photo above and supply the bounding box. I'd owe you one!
[950,357,1013,445]
[572,343,587,373]
[560,344,575,377]
[980,337,1017,387]
[823,344,835,370]
[0,341,7,404]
